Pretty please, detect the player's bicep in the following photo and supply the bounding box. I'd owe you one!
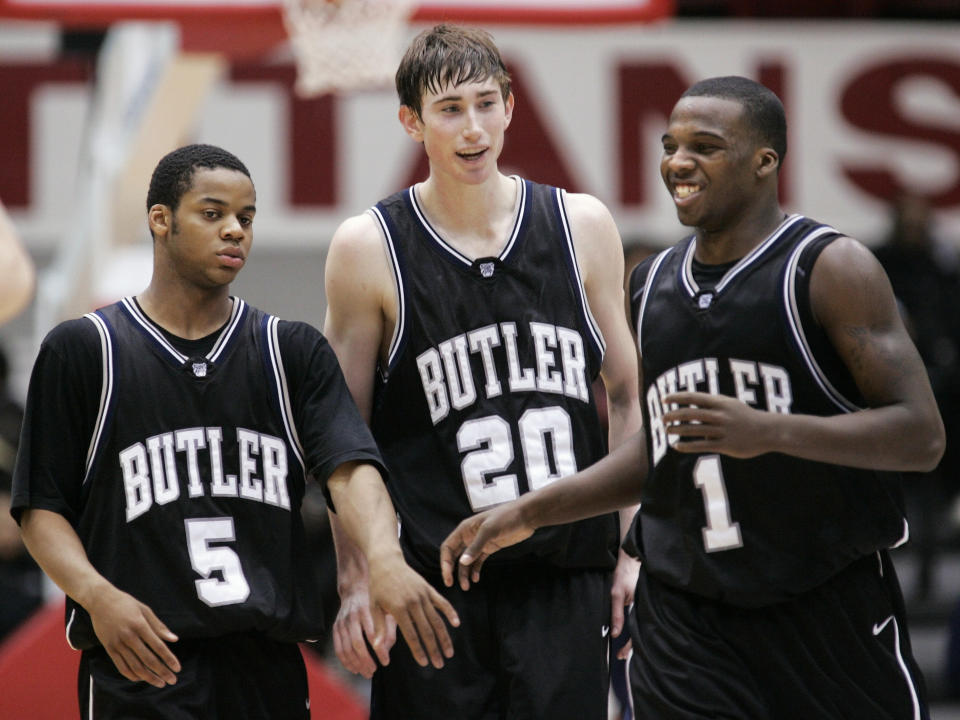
[323,215,392,416]
[810,237,930,408]
[565,194,641,437]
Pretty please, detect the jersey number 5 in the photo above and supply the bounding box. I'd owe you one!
[458,407,576,511]
[185,517,251,606]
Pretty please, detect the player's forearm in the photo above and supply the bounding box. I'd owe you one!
[766,404,944,472]
[521,432,646,530]
[327,509,371,592]
[327,462,406,571]
[602,389,643,539]
[19,508,114,609]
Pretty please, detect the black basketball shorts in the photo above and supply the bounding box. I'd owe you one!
[627,551,928,719]
[372,563,612,720]
[78,632,310,720]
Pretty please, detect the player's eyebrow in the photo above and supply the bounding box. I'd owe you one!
[431,88,499,106]
[199,197,256,213]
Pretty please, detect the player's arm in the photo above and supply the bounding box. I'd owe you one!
[565,192,644,639]
[326,461,458,670]
[18,508,180,687]
[0,198,36,325]
[663,236,945,470]
[322,212,398,677]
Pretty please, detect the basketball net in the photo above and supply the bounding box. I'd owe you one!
[281,0,418,97]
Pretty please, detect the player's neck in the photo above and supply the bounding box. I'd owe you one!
[694,202,787,265]
[136,282,235,340]
[416,173,519,258]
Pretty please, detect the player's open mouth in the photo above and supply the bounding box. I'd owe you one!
[674,183,701,200]
[457,149,487,160]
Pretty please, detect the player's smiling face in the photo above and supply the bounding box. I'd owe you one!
[402,76,514,185]
[165,167,256,288]
[660,95,759,232]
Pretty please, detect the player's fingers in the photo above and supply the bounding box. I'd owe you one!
[111,641,165,687]
[128,635,178,686]
[611,600,625,638]
[669,439,717,454]
[429,588,460,635]
[350,619,380,677]
[617,638,633,661]
[439,539,460,587]
[384,613,398,646]
[141,610,181,673]
[457,550,485,591]
[359,607,392,670]
[105,647,141,685]
[333,613,375,676]
[368,611,394,669]
[392,611,429,667]
[406,599,446,669]
[425,587,459,658]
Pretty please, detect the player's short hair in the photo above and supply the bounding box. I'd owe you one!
[395,24,511,118]
[146,144,251,212]
[682,76,787,167]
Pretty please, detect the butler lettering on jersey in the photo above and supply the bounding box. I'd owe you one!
[120,426,291,521]
[647,358,793,465]
[416,321,590,425]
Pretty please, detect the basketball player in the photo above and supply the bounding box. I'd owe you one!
[323,25,643,720]
[10,144,458,719]
[440,76,945,719]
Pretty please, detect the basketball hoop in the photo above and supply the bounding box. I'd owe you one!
[281,0,417,97]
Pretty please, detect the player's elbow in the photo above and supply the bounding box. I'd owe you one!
[908,412,946,473]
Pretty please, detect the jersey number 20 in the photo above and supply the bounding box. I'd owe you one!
[458,407,575,511]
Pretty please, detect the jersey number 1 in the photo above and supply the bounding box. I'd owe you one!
[693,455,742,552]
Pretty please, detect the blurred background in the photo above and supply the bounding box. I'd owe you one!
[1,0,959,717]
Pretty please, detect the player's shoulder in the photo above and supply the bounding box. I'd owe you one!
[42,314,107,351]
[269,317,327,351]
[328,210,387,266]
[561,190,615,225]
[810,233,884,281]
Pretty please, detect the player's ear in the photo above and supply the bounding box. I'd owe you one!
[503,91,515,129]
[755,147,779,179]
[399,104,424,143]
[148,204,172,238]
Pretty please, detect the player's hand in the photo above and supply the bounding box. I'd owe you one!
[366,553,460,670]
[86,586,180,687]
[662,391,771,458]
[439,505,535,591]
[610,548,639,643]
[332,582,396,678]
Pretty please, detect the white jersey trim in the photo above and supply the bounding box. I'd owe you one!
[555,187,605,357]
[406,176,527,266]
[635,247,673,351]
[783,226,861,413]
[681,214,805,299]
[81,312,114,487]
[369,205,406,372]
[265,315,306,473]
[119,296,247,364]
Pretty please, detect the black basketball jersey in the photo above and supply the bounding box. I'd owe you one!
[12,297,384,648]
[369,178,619,573]
[627,214,908,607]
